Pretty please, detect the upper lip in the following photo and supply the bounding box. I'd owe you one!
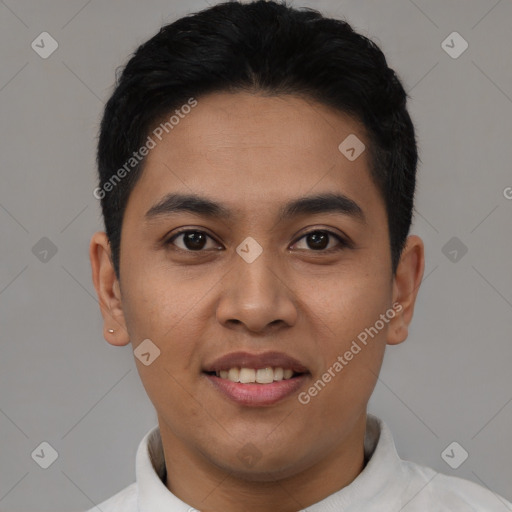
[203,351,309,373]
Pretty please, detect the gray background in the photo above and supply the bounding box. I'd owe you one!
[1,0,511,510]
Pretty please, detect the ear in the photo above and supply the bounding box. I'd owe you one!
[387,235,425,346]
[89,231,130,346]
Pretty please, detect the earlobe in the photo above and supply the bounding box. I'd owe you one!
[387,235,425,346]
[89,231,131,346]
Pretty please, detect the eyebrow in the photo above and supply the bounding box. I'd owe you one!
[144,192,366,224]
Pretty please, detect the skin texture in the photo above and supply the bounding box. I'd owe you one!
[90,91,424,512]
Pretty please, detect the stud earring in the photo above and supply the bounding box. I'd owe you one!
[108,329,115,333]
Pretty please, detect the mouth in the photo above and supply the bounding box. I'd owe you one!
[202,351,310,407]
[204,367,302,383]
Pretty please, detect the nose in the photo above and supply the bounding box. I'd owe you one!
[216,248,298,334]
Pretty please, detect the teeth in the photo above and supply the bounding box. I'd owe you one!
[228,367,240,383]
[256,368,273,384]
[214,367,296,383]
[239,368,256,383]
[273,367,284,381]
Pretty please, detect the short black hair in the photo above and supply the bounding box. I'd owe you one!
[96,0,417,280]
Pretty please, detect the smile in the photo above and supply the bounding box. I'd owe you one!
[202,350,310,406]
[214,367,296,383]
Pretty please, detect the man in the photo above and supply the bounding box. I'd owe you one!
[88,1,511,510]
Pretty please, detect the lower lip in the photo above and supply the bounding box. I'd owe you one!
[204,373,308,407]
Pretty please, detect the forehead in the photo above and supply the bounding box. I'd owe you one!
[126,91,383,222]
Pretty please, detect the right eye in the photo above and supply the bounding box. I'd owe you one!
[165,229,222,252]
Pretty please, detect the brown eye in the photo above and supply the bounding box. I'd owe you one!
[293,230,347,252]
[166,230,219,251]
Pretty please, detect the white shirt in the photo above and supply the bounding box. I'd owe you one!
[86,414,511,511]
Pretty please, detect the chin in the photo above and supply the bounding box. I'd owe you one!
[210,448,312,483]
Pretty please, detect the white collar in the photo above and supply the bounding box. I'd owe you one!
[135,414,408,511]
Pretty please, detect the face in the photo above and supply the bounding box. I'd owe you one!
[91,91,424,483]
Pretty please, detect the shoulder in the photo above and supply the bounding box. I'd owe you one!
[400,460,512,511]
[83,482,137,512]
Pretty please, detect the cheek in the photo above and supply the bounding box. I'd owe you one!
[121,275,205,419]
[123,266,190,329]
[303,267,391,394]
[308,267,391,337]
[120,272,207,371]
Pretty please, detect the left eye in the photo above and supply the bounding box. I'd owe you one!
[165,229,347,252]
[292,230,347,252]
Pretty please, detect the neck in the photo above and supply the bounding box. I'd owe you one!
[160,413,368,512]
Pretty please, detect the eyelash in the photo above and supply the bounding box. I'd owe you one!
[165,228,350,254]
